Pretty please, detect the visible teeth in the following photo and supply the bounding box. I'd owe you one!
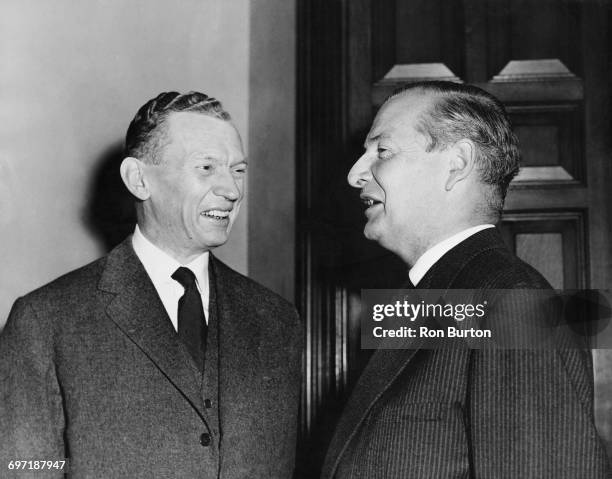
[202,210,230,219]
[364,199,374,207]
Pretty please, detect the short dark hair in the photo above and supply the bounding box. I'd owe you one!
[388,81,520,217]
[125,91,231,164]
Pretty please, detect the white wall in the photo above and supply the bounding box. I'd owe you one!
[1,0,297,328]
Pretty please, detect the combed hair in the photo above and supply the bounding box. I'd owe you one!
[125,91,231,164]
[388,81,520,217]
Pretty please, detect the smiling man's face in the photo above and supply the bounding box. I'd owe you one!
[347,92,449,263]
[140,111,246,261]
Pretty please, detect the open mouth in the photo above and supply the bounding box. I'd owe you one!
[201,210,231,221]
[361,197,382,209]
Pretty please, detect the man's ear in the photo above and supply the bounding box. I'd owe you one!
[445,139,476,191]
[120,157,151,201]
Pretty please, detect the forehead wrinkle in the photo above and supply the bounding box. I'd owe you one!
[186,139,246,164]
[167,118,244,160]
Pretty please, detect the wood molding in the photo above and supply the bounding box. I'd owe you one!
[372,63,462,106]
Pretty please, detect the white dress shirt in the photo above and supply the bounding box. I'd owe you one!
[131,225,209,330]
[409,224,495,287]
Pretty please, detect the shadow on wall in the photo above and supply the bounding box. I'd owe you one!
[85,142,136,252]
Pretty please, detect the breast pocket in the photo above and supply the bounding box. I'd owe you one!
[380,400,452,422]
[354,401,471,479]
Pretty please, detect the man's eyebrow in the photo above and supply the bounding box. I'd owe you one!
[363,133,386,149]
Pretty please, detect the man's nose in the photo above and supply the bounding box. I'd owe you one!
[347,153,373,188]
[213,169,241,201]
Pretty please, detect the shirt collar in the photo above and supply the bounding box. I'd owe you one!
[131,225,209,289]
[409,224,495,287]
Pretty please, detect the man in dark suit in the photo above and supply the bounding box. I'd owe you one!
[322,82,610,478]
[0,92,301,478]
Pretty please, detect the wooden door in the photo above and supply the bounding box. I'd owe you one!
[297,0,612,469]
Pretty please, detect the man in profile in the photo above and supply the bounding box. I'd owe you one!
[322,82,610,478]
[0,91,301,478]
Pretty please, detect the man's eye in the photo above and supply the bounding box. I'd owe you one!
[233,164,248,174]
[378,148,393,159]
[197,164,213,172]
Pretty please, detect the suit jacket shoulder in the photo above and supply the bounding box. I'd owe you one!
[420,228,552,290]
[11,255,107,323]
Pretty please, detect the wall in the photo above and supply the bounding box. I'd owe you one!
[248,0,296,300]
[0,0,297,328]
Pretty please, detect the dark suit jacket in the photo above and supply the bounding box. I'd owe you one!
[322,228,610,478]
[0,238,302,478]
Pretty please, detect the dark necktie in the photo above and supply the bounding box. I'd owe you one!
[172,267,207,371]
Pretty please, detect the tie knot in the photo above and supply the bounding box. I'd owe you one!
[172,267,198,290]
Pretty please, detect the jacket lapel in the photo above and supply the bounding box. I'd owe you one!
[212,255,262,380]
[322,348,420,478]
[323,277,430,477]
[211,256,262,431]
[98,238,207,420]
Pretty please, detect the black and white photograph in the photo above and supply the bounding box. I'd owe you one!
[0,1,611,477]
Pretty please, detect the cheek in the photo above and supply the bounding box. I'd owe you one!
[185,179,213,206]
[383,180,429,229]
[235,177,246,198]
[383,175,413,209]
[152,181,183,208]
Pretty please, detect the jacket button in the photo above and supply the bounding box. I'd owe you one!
[204,399,212,408]
[200,433,211,447]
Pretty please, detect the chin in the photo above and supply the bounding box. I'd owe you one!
[363,224,381,242]
[365,224,397,252]
[201,234,230,250]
